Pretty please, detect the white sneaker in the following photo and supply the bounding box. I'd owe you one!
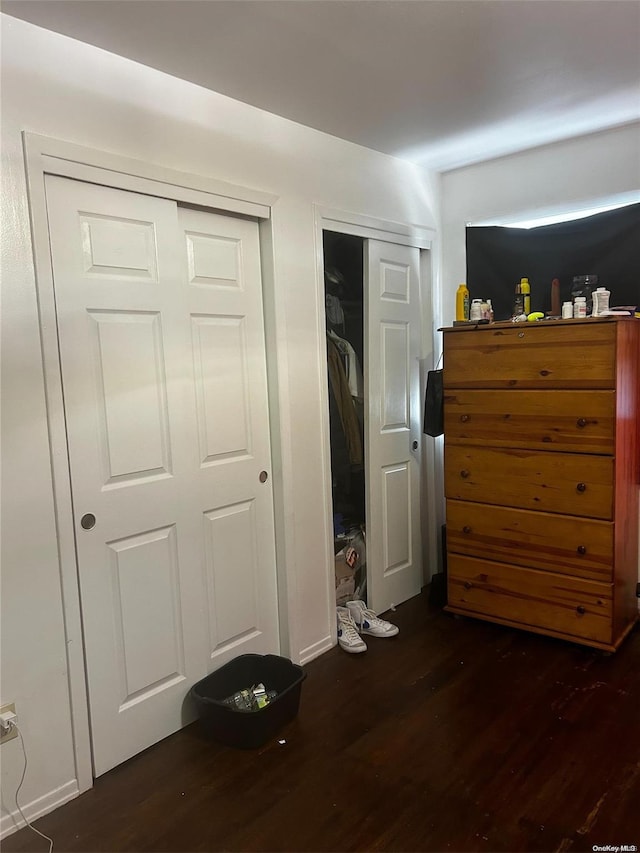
[337,606,367,653]
[346,600,399,638]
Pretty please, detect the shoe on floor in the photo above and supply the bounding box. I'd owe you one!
[337,606,367,653]
[346,600,399,638]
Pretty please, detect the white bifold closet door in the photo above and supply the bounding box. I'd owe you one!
[45,176,279,776]
[366,240,423,614]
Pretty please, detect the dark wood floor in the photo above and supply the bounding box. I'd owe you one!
[5,588,640,853]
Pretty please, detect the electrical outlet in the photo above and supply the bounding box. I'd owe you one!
[0,703,18,744]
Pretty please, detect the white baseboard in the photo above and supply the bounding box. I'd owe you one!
[1,779,79,840]
[299,634,334,665]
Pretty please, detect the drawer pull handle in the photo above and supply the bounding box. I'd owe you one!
[460,469,470,479]
[577,545,587,555]
[462,525,472,535]
[460,414,470,423]
[576,482,587,493]
[464,582,473,590]
[576,417,588,428]
[576,605,586,616]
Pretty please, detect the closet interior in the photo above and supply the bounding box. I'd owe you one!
[323,231,368,607]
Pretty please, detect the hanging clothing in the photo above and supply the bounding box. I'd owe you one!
[327,372,352,496]
[325,293,345,330]
[327,330,364,400]
[327,338,363,466]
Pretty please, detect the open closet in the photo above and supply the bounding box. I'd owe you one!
[323,231,367,607]
[322,228,425,618]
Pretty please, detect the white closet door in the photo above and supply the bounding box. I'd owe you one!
[366,239,422,613]
[176,207,279,674]
[45,176,279,776]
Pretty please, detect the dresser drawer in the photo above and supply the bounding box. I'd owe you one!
[443,322,616,389]
[446,500,614,582]
[445,446,614,519]
[447,554,613,645]
[444,390,615,454]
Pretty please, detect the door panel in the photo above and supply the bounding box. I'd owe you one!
[108,525,185,704]
[178,207,278,670]
[191,315,251,461]
[366,240,422,613]
[45,176,278,776]
[203,501,260,651]
[381,323,410,429]
[90,310,172,483]
[381,463,412,572]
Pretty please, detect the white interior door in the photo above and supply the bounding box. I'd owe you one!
[366,239,422,613]
[45,175,279,776]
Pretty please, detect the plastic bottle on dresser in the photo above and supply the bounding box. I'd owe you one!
[574,297,587,319]
[562,301,573,319]
[519,278,531,315]
[592,287,610,317]
[470,299,483,321]
[513,281,524,317]
[455,283,470,321]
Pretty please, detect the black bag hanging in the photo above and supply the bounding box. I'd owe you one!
[423,354,444,437]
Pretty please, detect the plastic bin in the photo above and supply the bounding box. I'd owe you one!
[190,654,306,749]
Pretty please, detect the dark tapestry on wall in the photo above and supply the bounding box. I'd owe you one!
[466,203,640,321]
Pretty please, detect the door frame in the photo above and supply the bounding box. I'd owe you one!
[313,205,439,638]
[23,132,290,793]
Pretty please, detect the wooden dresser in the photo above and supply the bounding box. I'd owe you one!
[442,317,639,651]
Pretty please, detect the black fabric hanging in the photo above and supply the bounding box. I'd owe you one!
[423,355,444,437]
[466,203,640,321]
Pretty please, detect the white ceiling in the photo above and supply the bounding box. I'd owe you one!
[3,0,640,171]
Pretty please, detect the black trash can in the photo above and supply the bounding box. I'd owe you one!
[191,654,306,749]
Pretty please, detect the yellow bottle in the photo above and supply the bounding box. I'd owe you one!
[520,278,531,315]
[456,283,470,321]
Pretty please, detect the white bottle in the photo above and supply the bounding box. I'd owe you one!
[592,287,610,317]
[470,299,483,321]
[574,297,587,319]
[562,301,573,319]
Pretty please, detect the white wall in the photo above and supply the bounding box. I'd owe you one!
[0,15,438,832]
[440,121,640,323]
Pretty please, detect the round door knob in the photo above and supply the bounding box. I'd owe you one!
[576,605,586,615]
[576,482,587,493]
[460,414,470,423]
[259,471,269,483]
[412,440,418,450]
[464,581,472,590]
[460,469,470,479]
[576,418,588,428]
[80,513,96,530]
[577,545,587,555]
[462,525,472,535]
